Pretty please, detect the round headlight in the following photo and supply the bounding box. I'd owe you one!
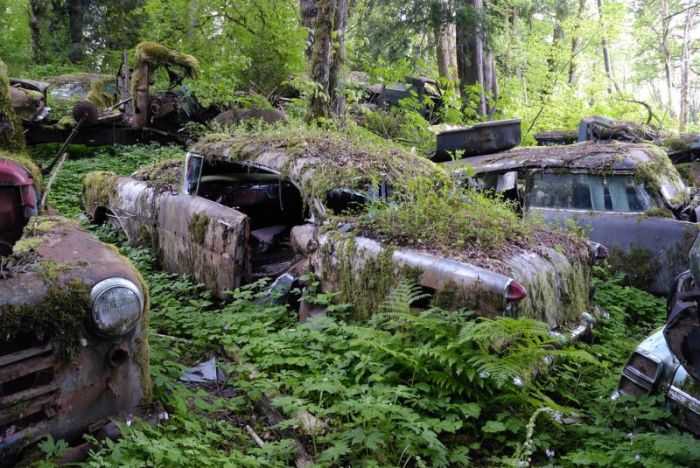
[90,278,144,336]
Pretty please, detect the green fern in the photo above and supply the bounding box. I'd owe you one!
[379,278,431,314]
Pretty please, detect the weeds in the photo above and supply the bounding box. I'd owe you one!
[32,143,700,466]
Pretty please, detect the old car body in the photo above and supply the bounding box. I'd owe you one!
[0,59,149,461]
[533,116,700,187]
[13,43,211,147]
[82,131,601,333]
[0,216,150,462]
[453,141,700,295]
[615,236,700,435]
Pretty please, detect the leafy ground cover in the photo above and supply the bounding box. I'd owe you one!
[33,144,700,467]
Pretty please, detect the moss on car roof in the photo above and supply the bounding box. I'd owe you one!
[192,124,448,201]
[131,42,198,98]
[132,158,183,191]
[463,141,666,172]
[0,149,43,190]
[460,141,685,195]
[134,42,199,76]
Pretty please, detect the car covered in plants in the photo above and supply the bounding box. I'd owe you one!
[533,116,700,187]
[82,126,604,336]
[12,42,214,147]
[0,59,149,462]
[453,141,700,295]
[615,237,700,435]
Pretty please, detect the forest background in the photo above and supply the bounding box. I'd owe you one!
[0,0,698,140]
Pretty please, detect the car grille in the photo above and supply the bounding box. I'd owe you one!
[0,334,60,440]
[618,350,663,397]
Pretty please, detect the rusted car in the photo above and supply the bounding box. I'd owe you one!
[0,61,149,462]
[534,116,700,185]
[452,141,700,295]
[82,131,603,335]
[615,237,700,435]
[12,42,212,147]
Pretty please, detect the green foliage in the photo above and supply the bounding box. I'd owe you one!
[0,0,33,70]
[362,176,527,251]
[23,141,696,467]
[31,143,183,217]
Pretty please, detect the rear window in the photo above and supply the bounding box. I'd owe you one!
[528,173,654,212]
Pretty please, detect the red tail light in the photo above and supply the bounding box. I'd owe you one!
[505,281,527,302]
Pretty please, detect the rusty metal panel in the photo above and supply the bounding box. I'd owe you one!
[532,208,699,295]
[112,178,159,244]
[157,193,250,298]
[0,333,146,461]
[310,234,511,317]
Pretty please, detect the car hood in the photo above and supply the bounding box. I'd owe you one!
[0,215,144,308]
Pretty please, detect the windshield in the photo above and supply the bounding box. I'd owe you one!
[528,172,655,212]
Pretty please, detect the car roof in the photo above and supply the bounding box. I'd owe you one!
[189,133,446,198]
[448,141,664,174]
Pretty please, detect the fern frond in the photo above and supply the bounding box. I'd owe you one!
[379,278,431,315]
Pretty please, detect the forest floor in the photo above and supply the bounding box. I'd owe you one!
[29,143,700,467]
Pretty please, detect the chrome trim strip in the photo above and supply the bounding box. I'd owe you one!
[668,385,700,416]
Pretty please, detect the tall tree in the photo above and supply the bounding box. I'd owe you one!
[679,3,697,129]
[596,0,616,94]
[456,0,497,115]
[308,0,338,119]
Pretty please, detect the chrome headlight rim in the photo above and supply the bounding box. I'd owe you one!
[90,277,144,336]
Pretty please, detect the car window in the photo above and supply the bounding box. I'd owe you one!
[184,154,203,194]
[528,172,654,212]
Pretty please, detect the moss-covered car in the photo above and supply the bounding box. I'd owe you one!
[454,141,700,295]
[82,129,602,335]
[0,60,149,462]
[15,42,211,147]
[615,237,700,435]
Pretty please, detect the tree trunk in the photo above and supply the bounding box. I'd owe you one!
[568,0,586,85]
[301,0,318,59]
[659,0,676,118]
[329,0,347,115]
[66,0,88,63]
[679,4,696,130]
[307,0,337,120]
[456,0,487,116]
[29,0,43,62]
[433,0,453,81]
[596,0,617,94]
[188,0,197,40]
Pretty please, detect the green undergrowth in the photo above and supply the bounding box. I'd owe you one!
[31,141,700,466]
[74,226,698,466]
[31,143,184,217]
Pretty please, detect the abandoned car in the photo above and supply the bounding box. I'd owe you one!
[82,130,604,335]
[0,60,149,462]
[616,236,700,435]
[452,141,700,295]
[12,42,212,147]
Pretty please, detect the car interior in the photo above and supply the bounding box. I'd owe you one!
[194,159,306,278]
[527,172,653,212]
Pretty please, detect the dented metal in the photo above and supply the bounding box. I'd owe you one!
[0,220,148,462]
[459,142,700,295]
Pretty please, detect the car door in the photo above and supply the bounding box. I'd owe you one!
[107,177,250,298]
[157,194,250,297]
[538,210,696,294]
